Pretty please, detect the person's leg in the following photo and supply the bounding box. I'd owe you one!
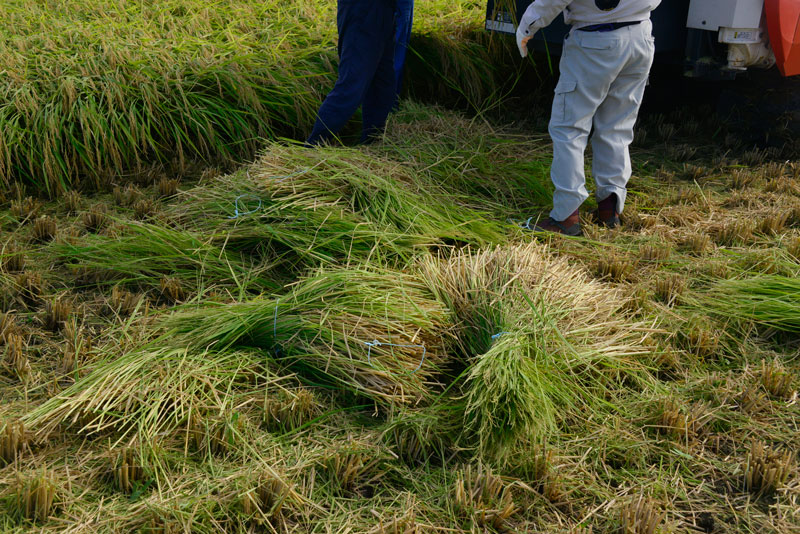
[591,21,655,217]
[548,31,619,222]
[307,0,391,146]
[392,0,414,109]
[361,2,396,143]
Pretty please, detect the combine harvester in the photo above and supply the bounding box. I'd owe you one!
[486,0,800,78]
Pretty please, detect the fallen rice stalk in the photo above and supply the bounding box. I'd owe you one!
[693,275,800,334]
[54,221,279,295]
[170,145,506,271]
[23,348,280,442]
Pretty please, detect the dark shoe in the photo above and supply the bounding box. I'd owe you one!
[596,193,620,229]
[533,217,583,236]
[524,209,582,236]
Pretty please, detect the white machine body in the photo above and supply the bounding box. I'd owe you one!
[687,0,775,71]
[687,0,765,31]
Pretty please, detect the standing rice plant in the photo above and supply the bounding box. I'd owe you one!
[405,7,526,112]
[0,0,338,194]
[0,0,500,194]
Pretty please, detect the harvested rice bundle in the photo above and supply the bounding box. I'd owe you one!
[55,221,279,294]
[421,243,642,356]
[167,267,452,404]
[24,348,280,441]
[259,147,505,244]
[422,243,657,460]
[172,168,424,267]
[173,145,505,263]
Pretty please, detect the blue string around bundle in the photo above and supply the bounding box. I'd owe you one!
[228,194,262,219]
[518,217,535,230]
[229,168,310,219]
[272,298,284,357]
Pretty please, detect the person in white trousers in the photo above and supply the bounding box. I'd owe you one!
[516,0,661,236]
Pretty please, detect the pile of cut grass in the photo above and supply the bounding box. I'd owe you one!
[166,266,452,404]
[4,90,800,533]
[23,348,281,442]
[379,103,553,214]
[169,141,510,271]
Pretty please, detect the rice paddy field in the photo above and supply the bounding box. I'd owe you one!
[1,1,799,533]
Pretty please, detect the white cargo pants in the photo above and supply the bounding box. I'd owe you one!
[548,20,655,221]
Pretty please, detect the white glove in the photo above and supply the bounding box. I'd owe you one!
[516,6,540,58]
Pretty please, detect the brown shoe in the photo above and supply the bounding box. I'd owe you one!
[527,210,582,236]
[596,193,620,229]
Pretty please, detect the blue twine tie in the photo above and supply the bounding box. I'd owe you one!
[228,194,262,219]
[272,299,283,357]
[229,168,310,219]
[270,167,309,184]
[364,339,426,374]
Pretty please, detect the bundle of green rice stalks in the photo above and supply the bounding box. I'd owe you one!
[421,243,659,461]
[166,267,452,405]
[54,221,279,295]
[171,168,425,270]
[171,145,506,263]
[693,275,800,334]
[23,348,281,441]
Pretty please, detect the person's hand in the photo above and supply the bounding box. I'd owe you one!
[516,26,534,58]
[516,11,539,58]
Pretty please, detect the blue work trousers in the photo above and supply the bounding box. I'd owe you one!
[307,0,397,145]
[393,0,414,106]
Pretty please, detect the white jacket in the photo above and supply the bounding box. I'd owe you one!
[521,0,661,31]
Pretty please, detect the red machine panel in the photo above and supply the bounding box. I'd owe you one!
[766,0,800,76]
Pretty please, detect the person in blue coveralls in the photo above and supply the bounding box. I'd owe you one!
[393,0,414,109]
[306,0,398,146]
